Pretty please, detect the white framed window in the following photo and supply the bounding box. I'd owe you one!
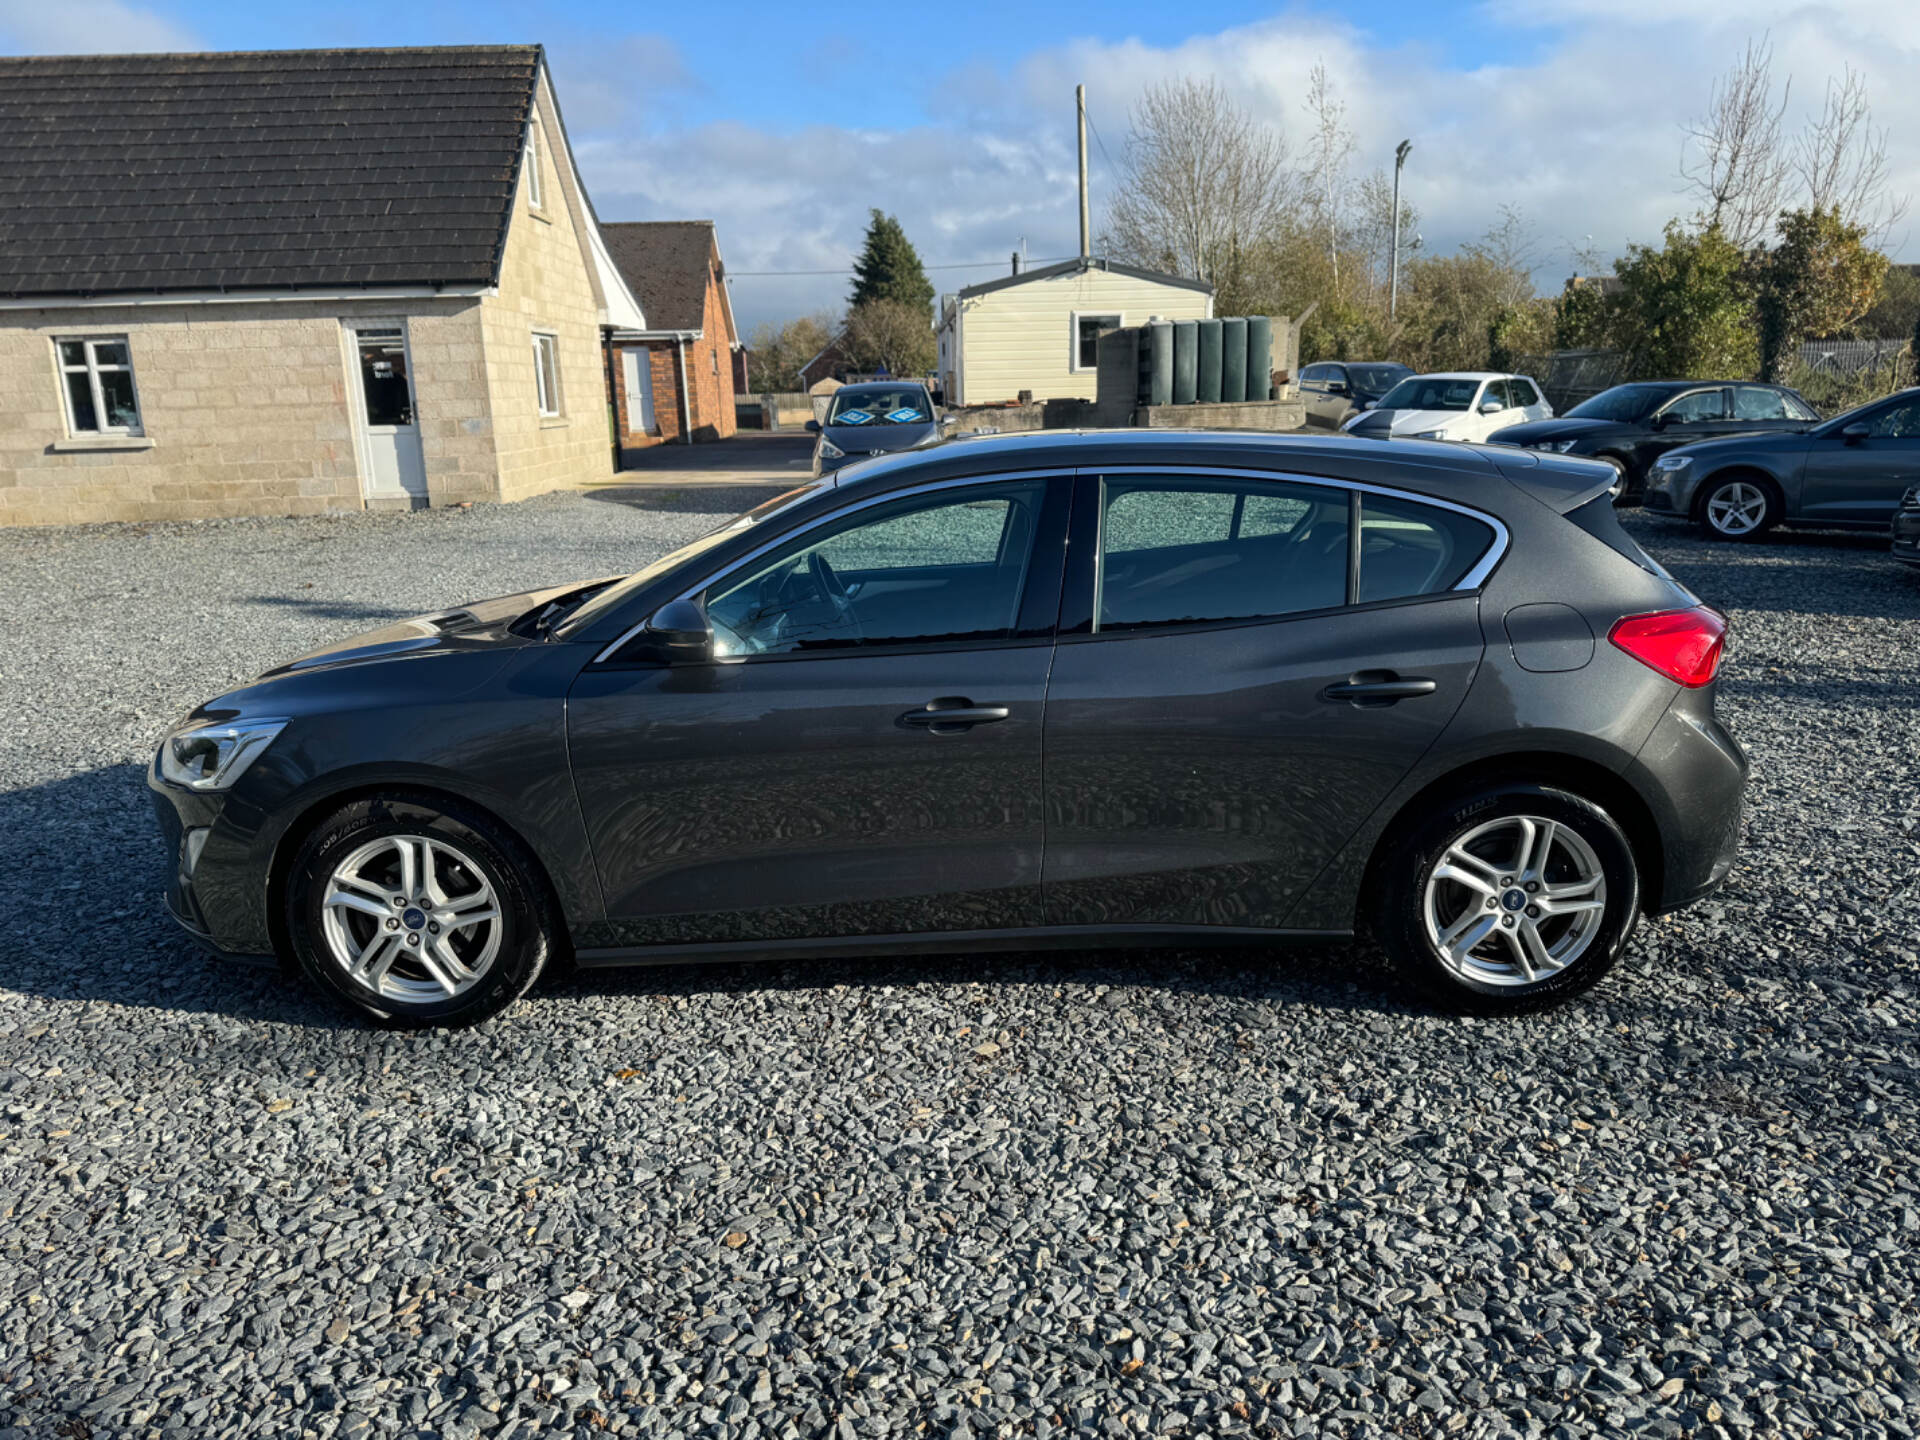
[56,336,143,435]
[1071,312,1123,372]
[524,122,544,211]
[532,331,562,417]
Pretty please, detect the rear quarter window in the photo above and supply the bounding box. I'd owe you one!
[1358,495,1497,602]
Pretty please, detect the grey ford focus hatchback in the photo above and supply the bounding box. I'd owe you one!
[151,431,1746,1027]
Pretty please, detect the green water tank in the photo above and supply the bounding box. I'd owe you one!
[1220,317,1248,403]
[1147,320,1173,408]
[1246,316,1273,400]
[1196,318,1223,404]
[1172,320,1198,404]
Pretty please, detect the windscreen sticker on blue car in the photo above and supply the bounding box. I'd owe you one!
[834,409,873,425]
[885,407,926,423]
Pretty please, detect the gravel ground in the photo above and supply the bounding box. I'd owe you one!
[1,493,1916,1440]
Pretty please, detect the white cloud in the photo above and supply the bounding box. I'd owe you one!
[0,0,197,52]
[558,5,1920,332]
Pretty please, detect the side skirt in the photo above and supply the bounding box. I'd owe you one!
[573,924,1354,970]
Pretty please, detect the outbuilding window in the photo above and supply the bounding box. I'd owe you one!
[532,331,562,417]
[56,336,143,435]
[1072,313,1123,372]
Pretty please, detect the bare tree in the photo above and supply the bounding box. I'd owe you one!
[1679,36,1791,249]
[1103,78,1297,308]
[1794,66,1908,237]
[1302,63,1355,288]
[1466,205,1541,309]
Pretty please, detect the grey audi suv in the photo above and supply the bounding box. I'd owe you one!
[151,431,1746,1027]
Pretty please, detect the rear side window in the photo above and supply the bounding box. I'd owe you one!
[1097,478,1349,630]
[1733,385,1791,420]
[1509,378,1542,407]
[1357,495,1496,602]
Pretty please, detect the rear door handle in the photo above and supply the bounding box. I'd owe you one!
[1319,671,1438,707]
[900,698,1011,733]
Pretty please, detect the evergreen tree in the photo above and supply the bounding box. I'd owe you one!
[849,210,934,319]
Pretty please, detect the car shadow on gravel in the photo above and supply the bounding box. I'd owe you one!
[583,482,798,516]
[3,761,1433,1031]
[240,594,417,624]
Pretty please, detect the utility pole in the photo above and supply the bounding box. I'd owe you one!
[1076,83,1090,261]
[1389,139,1411,322]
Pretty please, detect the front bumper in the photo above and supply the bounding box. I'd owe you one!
[1641,465,1701,517]
[1892,509,1920,565]
[149,768,276,964]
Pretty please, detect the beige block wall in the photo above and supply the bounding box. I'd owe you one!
[480,76,614,504]
[0,297,490,527]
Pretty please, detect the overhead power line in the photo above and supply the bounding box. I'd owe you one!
[730,255,1080,279]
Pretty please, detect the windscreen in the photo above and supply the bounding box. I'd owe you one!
[1347,365,1409,393]
[827,388,932,426]
[1377,376,1480,412]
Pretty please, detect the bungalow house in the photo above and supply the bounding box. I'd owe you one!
[936,257,1213,405]
[0,44,647,526]
[601,221,740,451]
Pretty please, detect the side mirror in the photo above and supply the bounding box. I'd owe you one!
[1479,398,1503,414]
[805,419,821,434]
[940,413,958,428]
[1326,380,1347,395]
[1361,400,1377,410]
[1842,421,1870,443]
[641,598,713,664]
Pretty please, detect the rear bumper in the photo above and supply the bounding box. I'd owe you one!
[1627,689,1747,914]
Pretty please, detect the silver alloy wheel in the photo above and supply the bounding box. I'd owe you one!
[1422,815,1607,987]
[1602,459,1628,502]
[319,833,502,1003]
[1705,480,1768,535]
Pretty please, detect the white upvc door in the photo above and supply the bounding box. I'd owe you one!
[345,320,427,503]
[621,347,657,434]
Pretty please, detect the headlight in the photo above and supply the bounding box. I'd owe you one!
[818,437,845,459]
[1413,429,1450,441]
[1531,439,1580,453]
[157,717,288,791]
[1652,454,1693,472]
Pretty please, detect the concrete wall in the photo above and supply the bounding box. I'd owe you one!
[479,74,614,504]
[953,268,1213,405]
[0,296,486,527]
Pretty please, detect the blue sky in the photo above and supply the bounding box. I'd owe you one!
[4,0,1914,332]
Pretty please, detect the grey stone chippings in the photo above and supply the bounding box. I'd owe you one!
[0,497,1916,1438]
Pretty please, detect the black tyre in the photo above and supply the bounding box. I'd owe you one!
[1695,473,1780,540]
[1375,784,1641,1013]
[285,792,557,1027]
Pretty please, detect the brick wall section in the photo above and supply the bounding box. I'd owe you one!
[686,274,736,441]
[0,297,487,527]
[478,76,614,504]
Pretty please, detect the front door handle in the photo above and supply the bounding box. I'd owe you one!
[1319,671,1438,707]
[900,698,1011,734]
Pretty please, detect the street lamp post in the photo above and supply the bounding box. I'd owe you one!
[1389,139,1411,322]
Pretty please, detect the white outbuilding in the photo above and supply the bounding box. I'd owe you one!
[936,257,1213,405]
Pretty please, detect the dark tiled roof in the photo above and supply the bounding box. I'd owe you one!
[0,46,540,297]
[602,221,717,333]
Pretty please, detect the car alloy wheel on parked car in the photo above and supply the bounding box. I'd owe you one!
[1699,476,1779,539]
[152,431,1746,1028]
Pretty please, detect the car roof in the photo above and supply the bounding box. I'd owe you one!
[833,380,930,393]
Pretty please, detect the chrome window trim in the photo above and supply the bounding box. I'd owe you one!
[591,470,1074,663]
[1088,464,1511,593]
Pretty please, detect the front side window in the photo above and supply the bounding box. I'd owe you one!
[532,332,562,417]
[56,337,142,435]
[705,480,1047,656]
[1095,477,1350,631]
[1482,380,1512,410]
[1075,314,1122,371]
[1867,400,1920,438]
[1659,388,1727,423]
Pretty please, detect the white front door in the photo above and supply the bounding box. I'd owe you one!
[621,347,656,434]
[347,322,427,502]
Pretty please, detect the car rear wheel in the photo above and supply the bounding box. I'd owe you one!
[1597,456,1631,504]
[1375,784,1641,1012]
[1697,475,1779,539]
[285,793,556,1027]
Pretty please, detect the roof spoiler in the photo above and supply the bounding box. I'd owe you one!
[1486,449,1617,515]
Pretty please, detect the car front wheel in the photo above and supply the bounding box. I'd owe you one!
[285,793,557,1027]
[1375,784,1641,1012]
[1697,474,1779,539]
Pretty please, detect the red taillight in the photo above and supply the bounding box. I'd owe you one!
[1609,608,1726,687]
